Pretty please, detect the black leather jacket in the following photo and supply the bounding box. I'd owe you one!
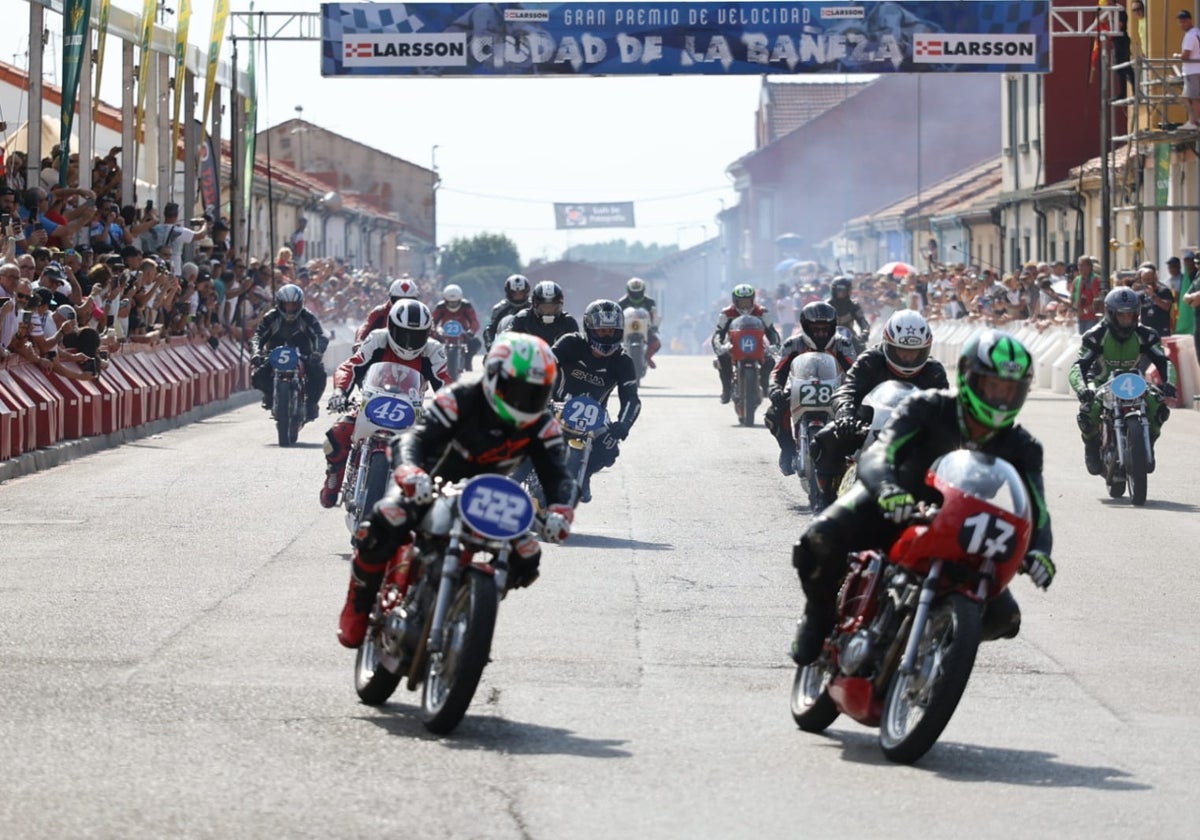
[832,348,949,421]
[483,299,525,349]
[251,308,328,357]
[507,308,581,348]
[857,389,1052,555]
[395,380,576,506]
[551,333,641,427]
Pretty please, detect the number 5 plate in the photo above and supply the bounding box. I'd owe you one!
[460,475,535,540]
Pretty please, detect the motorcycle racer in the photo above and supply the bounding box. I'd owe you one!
[430,283,482,371]
[507,280,580,347]
[789,330,1055,667]
[320,299,453,509]
[808,310,948,504]
[482,273,531,350]
[354,275,420,346]
[336,333,577,648]
[712,283,782,403]
[828,275,871,352]
[764,301,856,476]
[1069,287,1176,475]
[550,299,642,502]
[617,277,661,369]
[250,283,329,421]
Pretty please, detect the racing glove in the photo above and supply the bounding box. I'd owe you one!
[1022,550,1056,589]
[541,504,574,544]
[1159,382,1177,400]
[326,391,350,413]
[308,351,324,365]
[1078,384,1096,404]
[393,464,433,504]
[876,481,916,524]
[769,389,789,411]
[608,420,630,441]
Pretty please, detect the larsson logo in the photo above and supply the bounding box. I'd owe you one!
[913,33,1037,64]
[342,34,468,67]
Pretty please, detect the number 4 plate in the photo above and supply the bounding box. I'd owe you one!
[460,474,536,540]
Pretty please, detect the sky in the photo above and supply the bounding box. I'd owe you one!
[2,1,869,263]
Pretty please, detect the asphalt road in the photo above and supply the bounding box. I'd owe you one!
[2,355,1198,839]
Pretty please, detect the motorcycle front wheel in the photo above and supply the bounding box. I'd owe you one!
[354,622,404,706]
[421,569,499,734]
[790,663,839,732]
[1125,422,1148,506]
[275,381,293,447]
[360,450,391,524]
[879,592,982,764]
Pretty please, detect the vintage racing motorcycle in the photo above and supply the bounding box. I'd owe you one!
[790,451,1033,764]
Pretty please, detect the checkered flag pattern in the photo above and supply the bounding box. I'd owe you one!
[322,3,427,74]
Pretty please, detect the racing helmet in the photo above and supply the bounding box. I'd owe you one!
[442,284,464,310]
[583,299,625,356]
[1104,286,1140,341]
[732,283,756,314]
[387,298,432,360]
[389,275,419,303]
[957,330,1033,434]
[798,301,837,352]
[482,333,557,427]
[504,273,531,305]
[882,310,933,377]
[275,283,304,322]
[626,277,647,299]
[830,276,853,300]
[531,281,565,323]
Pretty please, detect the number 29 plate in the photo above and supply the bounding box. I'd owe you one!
[460,474,536,540]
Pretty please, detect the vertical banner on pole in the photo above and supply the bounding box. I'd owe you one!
[198,120,220,215]
[135,0,156,151]
[242,5,257,231]
[202,0,230,128]
[92,0,111,122]
[59,0,93,186]
[172,0,193,165]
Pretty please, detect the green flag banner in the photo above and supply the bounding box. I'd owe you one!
[172,0,193,165]
[202,0,229,128]
[60,0,93,186]
[242,4,257,232]
[135,0,157,152]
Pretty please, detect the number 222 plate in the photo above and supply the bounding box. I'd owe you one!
[460,475,535,540]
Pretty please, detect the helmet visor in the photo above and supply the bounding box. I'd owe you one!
[496,377,552,416]
[389,324,429,352]
[965,371,1030,429]
[280,300,302,319]
[535,301,562,318]
[807,323,833,347]
[734,298,754,313]
[885,344,930,371]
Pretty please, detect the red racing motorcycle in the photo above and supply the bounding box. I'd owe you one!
[790,450,1033,763]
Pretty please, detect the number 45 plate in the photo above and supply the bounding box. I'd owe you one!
[460,474,536,540]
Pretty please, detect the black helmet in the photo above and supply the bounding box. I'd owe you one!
[799,301,837,351]
[504,273,531,305]
[831,276,853,299]
[1104,287,1140,341]
[531,281,564,323]
[956,330,1033,434]
[583,299,624,356]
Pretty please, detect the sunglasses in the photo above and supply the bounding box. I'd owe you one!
[15,293,31,301]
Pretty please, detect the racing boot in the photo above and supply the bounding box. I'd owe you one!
[319,469,342,509]
[778,439,797,477]
[338,555,385,649]
[306,402,321,423]
[981,590,1022,641]
[790,608,836,666]
[1083,437,1103,476]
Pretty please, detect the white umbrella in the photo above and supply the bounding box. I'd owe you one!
[876,261,919,278]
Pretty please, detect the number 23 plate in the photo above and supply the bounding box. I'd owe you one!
[460,474,536,540]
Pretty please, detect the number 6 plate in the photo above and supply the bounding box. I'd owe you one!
[460,474,535,540]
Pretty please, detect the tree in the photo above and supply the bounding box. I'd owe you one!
[439,233,523,307]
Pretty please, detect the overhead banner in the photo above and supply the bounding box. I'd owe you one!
[320,2,1051,77]
[554,202,635,229]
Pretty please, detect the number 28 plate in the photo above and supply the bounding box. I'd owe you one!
[460,475,536,540]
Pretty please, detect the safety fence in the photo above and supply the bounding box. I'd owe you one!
[928,321,1199,409]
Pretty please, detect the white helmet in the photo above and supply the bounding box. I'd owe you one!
[387,299,432,360]
[881,310,933,377]
[443,284,464,310]
[389,276,419,302]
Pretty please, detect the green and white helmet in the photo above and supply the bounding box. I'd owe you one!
[956,330,1033,432]
[482,333,557,427]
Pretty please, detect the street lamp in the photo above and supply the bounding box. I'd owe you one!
[431,145,441,262]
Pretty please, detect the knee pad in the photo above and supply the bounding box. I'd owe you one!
[508,535,542,589]
[1157,403,1170,425]
[1076,411,1094,435]
[324,421,353,465]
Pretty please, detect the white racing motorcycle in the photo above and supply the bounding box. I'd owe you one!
[836,379,919,496]
[788,352,843,511]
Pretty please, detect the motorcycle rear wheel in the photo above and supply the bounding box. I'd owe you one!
[879,592,982,764]
[1125,424,1148,506]
[421,569,499,734]
[790,663,839,732]
[354,623,404,706]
